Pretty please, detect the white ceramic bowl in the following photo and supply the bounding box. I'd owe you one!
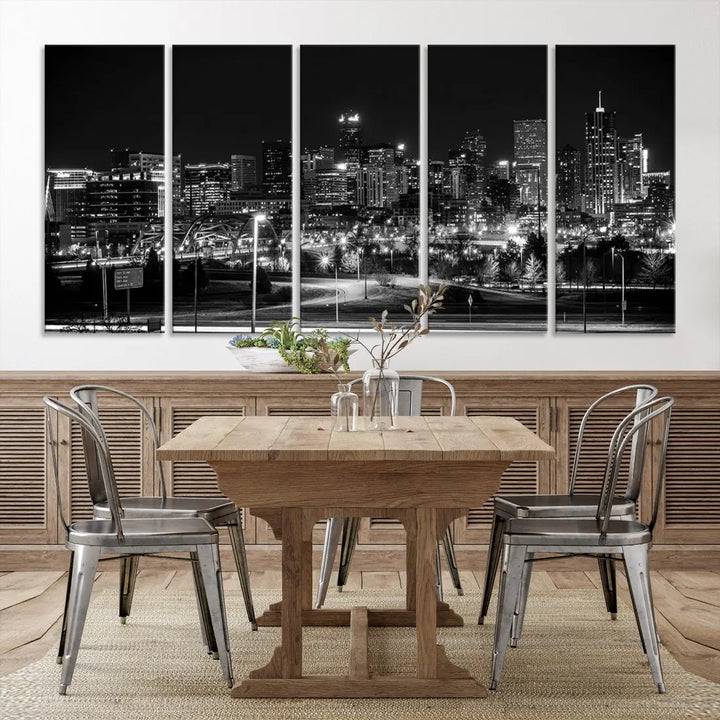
[227,346,297,373]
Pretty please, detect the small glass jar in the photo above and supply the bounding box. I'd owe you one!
[362,364,400,431]
[331,383,358,432]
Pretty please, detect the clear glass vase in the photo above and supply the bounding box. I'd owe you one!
[362,365,400,431]
[330,383,358,432]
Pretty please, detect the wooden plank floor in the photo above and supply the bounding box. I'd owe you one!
[1,569,718,684]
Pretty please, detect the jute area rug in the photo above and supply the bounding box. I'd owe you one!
[1,584,718,720]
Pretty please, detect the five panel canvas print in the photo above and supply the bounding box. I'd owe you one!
[43,44,675,334]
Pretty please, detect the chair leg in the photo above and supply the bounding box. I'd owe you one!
[597,554,618,619]
[489,543,527,692]
[56,550,75,664]
[190,551,217,656]
[227,511,257,630]
[623,544,665,694]
[315,517,343,608]
[442,526,464,596]
[337,516,360,591]
[59,544,100,695]
[623,557,648,655]
[436,542,444,602]
[479,512,505,624]
[196,543,234,689]
[118,554,140,623]
[510,552,534,647]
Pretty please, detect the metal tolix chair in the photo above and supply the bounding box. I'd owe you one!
[63,385,255,658]
[479,384,658,627]
[44,396,233,695]
[315,375,463,608]
[489,395,674,694]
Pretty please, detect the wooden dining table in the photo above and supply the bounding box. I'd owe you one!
[157,414,554,699]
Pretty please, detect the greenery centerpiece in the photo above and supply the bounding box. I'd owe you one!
[354,283,445,430]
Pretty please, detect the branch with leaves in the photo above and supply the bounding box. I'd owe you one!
[351,283,446,370]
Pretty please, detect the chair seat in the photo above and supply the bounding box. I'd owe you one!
[94,496,237,521]
[495,493,635,519]
[505,518,652,547]
[68,517,218,547]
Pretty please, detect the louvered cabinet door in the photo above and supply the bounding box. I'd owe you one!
[555,396,643,520]
[0,396,56,543]
[452,398,552,544]
[160,398,255,543]
[68,394,153,522]
[255,396,331,544]
[653,400,720,543]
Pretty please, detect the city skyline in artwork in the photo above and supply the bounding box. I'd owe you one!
[300,45,420,329]
[555,45,675,333]
[43,44,676,336]
[44,45,165,332]
[171,45,292,331]
[428,45,548,330]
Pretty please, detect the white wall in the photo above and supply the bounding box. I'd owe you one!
[1,0,718,371]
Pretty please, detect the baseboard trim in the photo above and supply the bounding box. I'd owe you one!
[1,544,719,572]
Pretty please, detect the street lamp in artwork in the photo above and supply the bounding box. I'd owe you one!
[251,214,267,333]
[319,254,340,324]
[358,246,368,299]
[531,164,542,244]
[611,247,626,327]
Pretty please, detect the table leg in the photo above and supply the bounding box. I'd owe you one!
[416,507,437,678]
[281,507,303,678]
[236,506,304,689]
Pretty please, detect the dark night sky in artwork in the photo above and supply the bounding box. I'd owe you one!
[301,45,419,158]
[428,45,547,164]
[172,45,291,165]
[557,45,675,178]
[45,46,164,170]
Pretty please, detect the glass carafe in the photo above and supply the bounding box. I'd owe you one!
[331,383,359,432]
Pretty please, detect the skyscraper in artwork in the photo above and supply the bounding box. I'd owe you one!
[617,133,644,202]
[460,130,487,202]
[337,111,363,164]
[513,119,547,205]
[262,140,291,196]
[556,144,581,210]
[584,91,617,216]
[230,154,257,192]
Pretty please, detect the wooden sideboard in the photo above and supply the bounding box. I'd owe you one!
[1,371,718,570]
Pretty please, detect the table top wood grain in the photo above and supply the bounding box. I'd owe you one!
[157,415,555,464]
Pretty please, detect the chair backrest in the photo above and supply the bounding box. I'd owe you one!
[348,375,456,417]
[596,395,674,534]
[570,384,658,501]
[70,385,167,500]
[44,396,126,541]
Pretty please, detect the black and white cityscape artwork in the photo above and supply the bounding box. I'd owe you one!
[43,44,676,335]
[429,45,548,330]
[172,45,292,331]
[44,45,165,332]
[555,45,675,333]
[300,45,420,328]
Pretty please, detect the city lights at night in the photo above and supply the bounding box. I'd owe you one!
[43,43,675,334]
[428,45,548,330]
[556,45,675,333]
